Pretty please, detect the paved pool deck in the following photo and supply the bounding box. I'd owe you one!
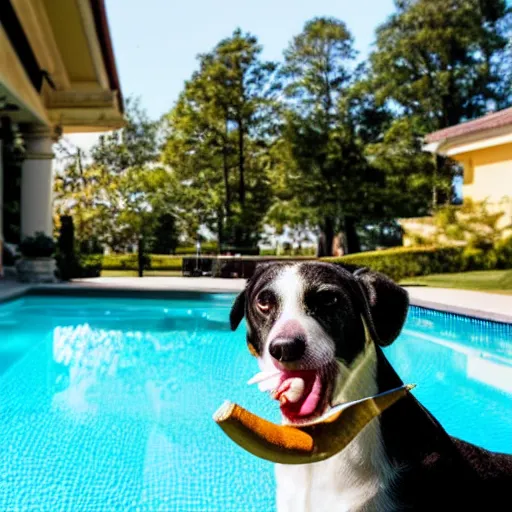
[405,286,512,324]
[1,276,511,323]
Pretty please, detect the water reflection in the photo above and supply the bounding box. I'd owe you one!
[397,328,512,394]
[387,310,512,453]
[51,324,186,417]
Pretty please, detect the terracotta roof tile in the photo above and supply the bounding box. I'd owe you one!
[425,107,512,143]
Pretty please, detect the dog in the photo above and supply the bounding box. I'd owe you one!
[229,261,512,511]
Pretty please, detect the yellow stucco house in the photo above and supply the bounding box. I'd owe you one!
[401,107,512,245]
[0,0,124,275]
[424,106,512,227]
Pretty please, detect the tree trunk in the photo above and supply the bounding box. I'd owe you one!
[238,118,245,205]
[317,217,335,257]
[137,234,145,278]
[343,216,361,254]
[223,119,231,218]
[217,208,224,248]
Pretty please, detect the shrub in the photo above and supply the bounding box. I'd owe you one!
[175,242,219,255]
[494,236,512,269]
[323,246,465,282]
[20,232,56,258]
[100,254,183,271]
[56,253,103,280]
[149,255,182,270]
[460,247,498,271]
[77,254,103,277]
[101,254,139,270]
[260,246,317,256]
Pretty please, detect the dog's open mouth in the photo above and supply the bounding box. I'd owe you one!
[249,369,331,423]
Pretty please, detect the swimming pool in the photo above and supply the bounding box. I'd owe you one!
[0,294,510,511]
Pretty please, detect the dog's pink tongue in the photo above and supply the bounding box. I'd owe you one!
[297,373,322,416]
[282,373,323,418]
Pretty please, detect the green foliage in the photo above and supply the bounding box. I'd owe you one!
[457,235,512,272]
[365,117,437,218]
[324,245,465,281]
[54,98,180,255]
[460,246,498,271]
[100,254,182,271]
[20,232,56,258]
[91,97,161,173]
[51,7,512,260]
[149,255,183,270]
[401,199,511,249]
[275,18,372,255]
[58,254,103,279]
[260,246,316,256]
[175,242,219,255]
[326,233,512,281]
[494,236,512,268]
[368,0,511,213]
[281,17,355,112]
[433,199,509,248]
[77,255,103,277]
[150,213,179,255]
[162,29,277,248]
[371,0,511,128]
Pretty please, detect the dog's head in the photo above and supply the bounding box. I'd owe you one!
[230,261,409,423]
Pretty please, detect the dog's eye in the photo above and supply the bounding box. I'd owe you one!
[315,291,339,307]
[256,290,276,313]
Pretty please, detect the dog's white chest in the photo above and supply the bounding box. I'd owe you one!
[275,458,361,512]
[275,421,395,512]
[275,458,378,512]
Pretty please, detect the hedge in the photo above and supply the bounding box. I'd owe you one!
[323,241,512,282]
[175,242,219,255]
[98,254,183,271]
[323,246,466,282]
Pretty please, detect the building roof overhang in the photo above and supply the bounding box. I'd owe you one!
[0,0,124,133]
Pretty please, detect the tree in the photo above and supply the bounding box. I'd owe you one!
[54,98,181,266]
[263,198,318,254]
[151,213,179,254]
[91,97,161,174]
[53,141,112,250]
[372,0,511,129]
[277,17,381,255]
[369,0,512,212]
[162,91,231,244]
[89,97,166,261]
[162,29,277,249]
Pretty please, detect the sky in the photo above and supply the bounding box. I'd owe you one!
[69,0,396,149]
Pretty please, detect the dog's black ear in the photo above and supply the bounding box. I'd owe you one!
[230,291,246,331]
[353,268,409,346]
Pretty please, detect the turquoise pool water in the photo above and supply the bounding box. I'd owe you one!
[0,294,510,511]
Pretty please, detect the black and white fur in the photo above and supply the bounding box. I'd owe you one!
[230,261,512,512]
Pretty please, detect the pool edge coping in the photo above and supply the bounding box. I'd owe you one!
[1,281,511,325]
[0,282,242,304]
[406,297,512,325]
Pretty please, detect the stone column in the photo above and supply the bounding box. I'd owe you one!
[21,127,54,239]
[0,139,3,277]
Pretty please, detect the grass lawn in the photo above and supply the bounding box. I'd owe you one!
[101,270,182,277]
[400,269,512,294]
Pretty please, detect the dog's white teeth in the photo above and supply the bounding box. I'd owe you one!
[282,378,305,403]
[259,379,280,392]
[247,371,280,386]
[248,371,282,392]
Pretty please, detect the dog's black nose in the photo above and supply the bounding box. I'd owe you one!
[269,337,306,362]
